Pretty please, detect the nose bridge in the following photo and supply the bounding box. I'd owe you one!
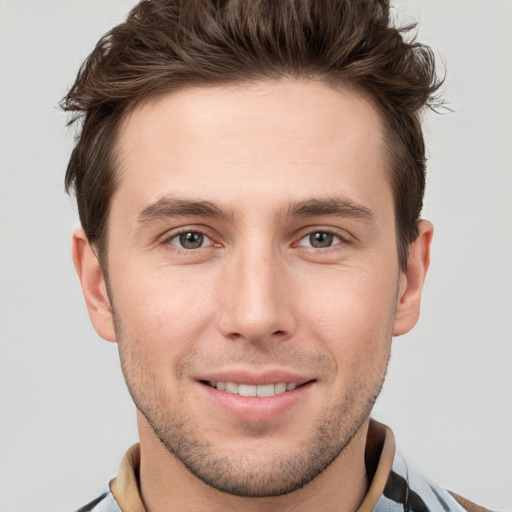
[217,237,294,343]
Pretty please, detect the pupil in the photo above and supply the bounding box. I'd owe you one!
[180,232,203,249]
[310,232,333,248]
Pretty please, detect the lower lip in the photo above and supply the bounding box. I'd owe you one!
[199,382,313,423]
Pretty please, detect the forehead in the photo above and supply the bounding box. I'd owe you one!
[113,80,391,217]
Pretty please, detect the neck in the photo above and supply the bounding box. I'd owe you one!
[137,413,370,512]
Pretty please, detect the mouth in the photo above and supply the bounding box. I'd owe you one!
[198,376,316,422]
[202,380,309,397]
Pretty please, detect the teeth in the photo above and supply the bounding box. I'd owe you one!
[274,383,287,394]
[238,384,257,397]
[209,381,301,396]
[257,383,275,397]
[225,382,238,394]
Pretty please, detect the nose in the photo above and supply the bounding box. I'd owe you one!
[216,244,296,346]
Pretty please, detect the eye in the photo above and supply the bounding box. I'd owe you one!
[168,231,213,250]
[297,231,343,249]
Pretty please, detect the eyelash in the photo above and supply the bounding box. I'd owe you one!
[163,229,217,252]
[294,230,349,250]
[162,227,351,253]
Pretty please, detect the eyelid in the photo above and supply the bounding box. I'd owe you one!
[170,231,213,248]
[293,227,352,247]
[160,226,220,250]
[157,224,352,252]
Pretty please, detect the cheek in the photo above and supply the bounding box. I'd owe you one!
[301,260,398,319]
[110,260,219,361]
[296,265,397,364]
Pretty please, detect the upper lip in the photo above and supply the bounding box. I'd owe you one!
[196,368,314,386]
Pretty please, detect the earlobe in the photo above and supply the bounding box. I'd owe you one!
[72,228,117,343]
[393,220,433,337]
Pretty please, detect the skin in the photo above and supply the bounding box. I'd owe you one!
[73,80,432,512]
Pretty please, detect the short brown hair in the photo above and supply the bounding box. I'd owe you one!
[62,0,442,269]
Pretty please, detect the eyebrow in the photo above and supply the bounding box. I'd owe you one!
[282,197,375,221]
[136,195,375,226]
[136,197,233,225]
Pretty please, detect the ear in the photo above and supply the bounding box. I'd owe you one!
[72,228,117,343]
[393,220,433,336]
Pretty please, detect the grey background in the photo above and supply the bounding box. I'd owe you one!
[0,1,511,510]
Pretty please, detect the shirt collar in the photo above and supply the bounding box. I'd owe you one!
[109,418,396,512]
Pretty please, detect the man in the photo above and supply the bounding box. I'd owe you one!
[61,1,490,511]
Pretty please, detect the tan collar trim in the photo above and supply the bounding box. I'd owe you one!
[356,419,396,512]
[109,443,146,512]
[109,420,395,512]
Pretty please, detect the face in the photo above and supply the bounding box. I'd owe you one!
[76,80,428,497]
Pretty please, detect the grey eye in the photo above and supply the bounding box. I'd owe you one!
[297,231,342,249]
[309,232,334,248]
[172,231,208,249]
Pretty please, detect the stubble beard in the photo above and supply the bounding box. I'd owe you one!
[107,265,396,499]
[144,385,384,498]
[115,327,390,498]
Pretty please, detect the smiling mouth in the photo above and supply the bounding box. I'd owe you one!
[202,381,311,397]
